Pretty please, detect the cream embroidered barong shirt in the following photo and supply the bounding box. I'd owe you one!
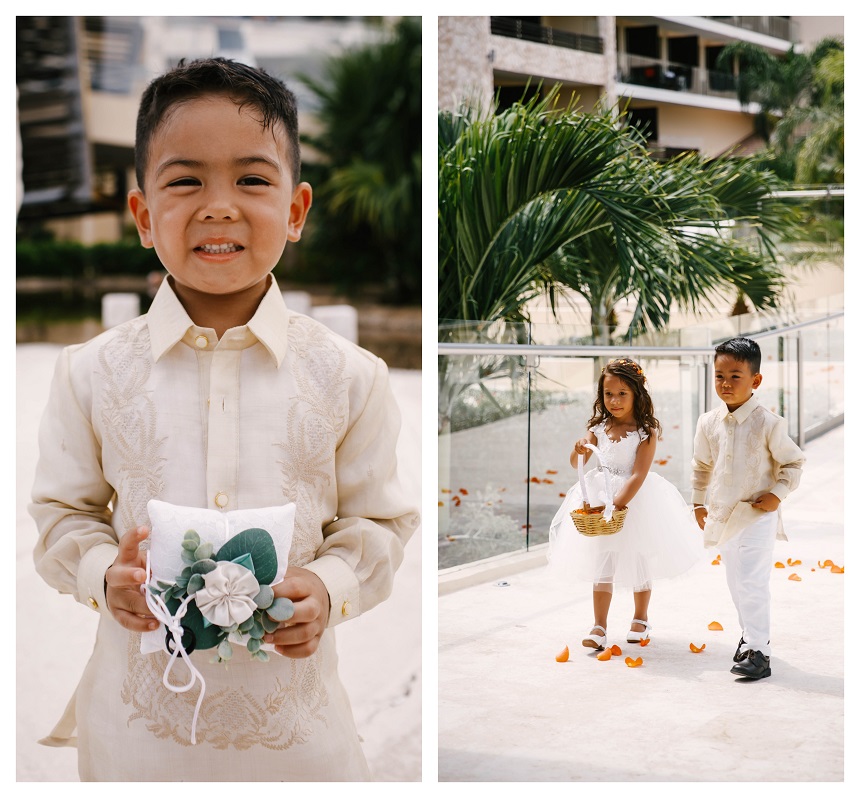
[691,395,804,549]
[30,277,420,781]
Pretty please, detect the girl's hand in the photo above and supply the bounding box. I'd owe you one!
[573,438,591,456]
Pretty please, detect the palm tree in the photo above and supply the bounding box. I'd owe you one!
[298,17,421,302]
[439,88,790,339]
[715,38,843,182]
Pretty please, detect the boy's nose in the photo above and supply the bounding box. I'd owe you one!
[198,188,239,221]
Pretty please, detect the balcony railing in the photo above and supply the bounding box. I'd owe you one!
[490,17,603,55]
[706,16,796,42]
[617,53,738,100]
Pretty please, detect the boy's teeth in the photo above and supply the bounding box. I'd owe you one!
[200,243,240,253]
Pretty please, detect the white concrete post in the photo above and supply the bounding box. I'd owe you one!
[102,293,140,328]
[311,305,358,344]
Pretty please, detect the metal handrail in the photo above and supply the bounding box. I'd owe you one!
[437,311,844,356]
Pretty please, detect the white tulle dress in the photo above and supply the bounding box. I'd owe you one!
[547,422,701,590]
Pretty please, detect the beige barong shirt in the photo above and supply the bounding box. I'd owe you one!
[691,395,804,548]
[30,277,420,781]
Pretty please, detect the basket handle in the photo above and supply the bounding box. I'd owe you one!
[582,444,616,522]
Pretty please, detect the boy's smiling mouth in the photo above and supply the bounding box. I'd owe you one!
[196,243,244,254]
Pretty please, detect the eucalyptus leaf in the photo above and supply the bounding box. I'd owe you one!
[187,573,204,595]
[249,620,265,639]
[253,650,270,662]
[254,585,274,609]
[238,616,255,634]
[266,597,295,622]
[175,575,189,589]
[247,637,262,653]
[194,542,214,561]
[181,566,193,581]
[215,528,278,585]
[183,530,200,546]
[181,539,198,552]
[191,558,217,575]
[261,614,280,634]
[217,639,233,661]
[181,549,196,566]
[156,580,173,591]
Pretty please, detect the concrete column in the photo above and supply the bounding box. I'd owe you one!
[102,293,140,328]
[599,16,618,109]
[438,17,494,112]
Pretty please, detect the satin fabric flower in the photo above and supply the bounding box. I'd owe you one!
[195,561,260,627]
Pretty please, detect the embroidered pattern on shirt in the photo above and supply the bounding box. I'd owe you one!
[97,321,167,532]
[275,317,349,567]
[121,632,329,749]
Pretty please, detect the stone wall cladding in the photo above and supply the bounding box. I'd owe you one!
[438,17,494,110]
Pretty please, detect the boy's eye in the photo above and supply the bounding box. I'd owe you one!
[166,177,200,187]
[239,176,271,186]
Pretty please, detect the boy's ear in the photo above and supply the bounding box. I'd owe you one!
[286,182,313,242]
[752,372,763,389]
[128,188,154,249]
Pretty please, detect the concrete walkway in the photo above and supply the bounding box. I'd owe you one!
[16,343,421,782]
[439,424,845,782]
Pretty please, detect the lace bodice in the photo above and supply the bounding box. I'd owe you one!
[592,421,644,477]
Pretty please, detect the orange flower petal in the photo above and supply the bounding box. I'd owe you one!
[788,573,802,581]
[441,489,451,494]
[818,559,833,568]
[546,469,558,475]
[624,656,643,668]
[831,565,844,574]
[711,558,721,566]
[610,644,622,656]
[543,479,555,484]
[438,501,444,507]
[787,558,802,566]
[655,459,668,465]
[811,568,816,572]
[690,642,706,653]
[774,562,785,568]
[640,638,650,647]
[559,493,566,498]
[452,496,461,506]
[446,535,456,541]
[596,649,612,661]
[555,646,570,663]
[530,477,541,483]
[708,621,723,631]
[459,488,469,495]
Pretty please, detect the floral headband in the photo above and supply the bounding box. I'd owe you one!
[605,358,645,380]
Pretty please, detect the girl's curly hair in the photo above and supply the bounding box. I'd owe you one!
[587,358,662,439]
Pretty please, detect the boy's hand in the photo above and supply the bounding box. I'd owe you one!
[694,505,708,531]
[752,493,781,512]
[264,567,331,658]
[105,526,158,632]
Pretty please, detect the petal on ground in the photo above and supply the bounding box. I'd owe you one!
[555,646,569,663]
[624,656,643,667]
[690,643,706,653]
[708,621,723,631]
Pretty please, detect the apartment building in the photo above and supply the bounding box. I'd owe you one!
[16,16,384,242]
[438,16,844,158]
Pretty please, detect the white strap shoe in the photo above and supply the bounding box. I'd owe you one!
[626,619,651,643]
[581,625,607,650]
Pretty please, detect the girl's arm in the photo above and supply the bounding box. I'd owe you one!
[612,432,657,508]
[569,430,598,468]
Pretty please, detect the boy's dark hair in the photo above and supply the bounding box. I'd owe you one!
[714,337,762,374]
[587,358,662,439]
[134,57,300,190]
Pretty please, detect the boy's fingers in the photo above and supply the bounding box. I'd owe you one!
[112,607,159,633]
[116,525,149,564]
[106,563,147,588]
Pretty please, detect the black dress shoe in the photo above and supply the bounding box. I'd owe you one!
[730,649,771,679]
[733,636,746,663]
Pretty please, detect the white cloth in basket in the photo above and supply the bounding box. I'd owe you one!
[548,422,701,590]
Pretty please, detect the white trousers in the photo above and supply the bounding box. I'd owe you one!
[719,511,779,657]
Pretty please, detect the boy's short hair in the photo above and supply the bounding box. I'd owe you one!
[134,57,300,190]
[714,337,762,374]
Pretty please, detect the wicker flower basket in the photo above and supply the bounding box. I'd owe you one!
[570,445,627,537]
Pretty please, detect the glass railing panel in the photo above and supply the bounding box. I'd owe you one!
[800,317,844,437]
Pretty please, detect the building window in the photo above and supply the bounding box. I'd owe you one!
[626,107,658,142]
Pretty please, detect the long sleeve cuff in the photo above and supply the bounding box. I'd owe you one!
[691,489,708,505]
[770,482,791,502]
[302,554,361,629]
[77,542,118,618]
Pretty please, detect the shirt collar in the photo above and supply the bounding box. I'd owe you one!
[146,276,290,367]
[718,393,760,423]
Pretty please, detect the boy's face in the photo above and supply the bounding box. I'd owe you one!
[128,95,311,299]
[714,354,762,410]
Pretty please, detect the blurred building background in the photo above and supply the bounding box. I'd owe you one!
[439,15,843,159]
[16,16,421,367]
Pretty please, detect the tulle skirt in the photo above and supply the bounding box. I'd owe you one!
[547,470,702,590]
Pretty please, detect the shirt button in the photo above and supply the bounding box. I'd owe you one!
[195,335,209,349]
[341,599,351,617]
[87,596,99,610]
[214,492,229,509]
